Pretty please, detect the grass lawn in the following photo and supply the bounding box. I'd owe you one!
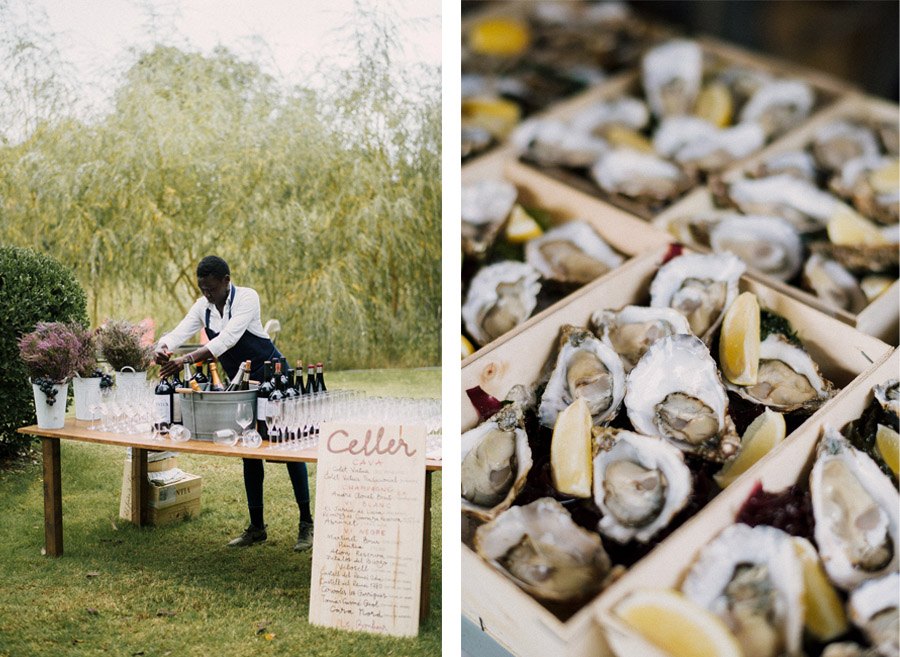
[0,369,441,657]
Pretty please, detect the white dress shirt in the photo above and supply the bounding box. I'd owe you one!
[157,284,271,358]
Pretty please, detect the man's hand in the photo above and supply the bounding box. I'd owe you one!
[154,346,172,365]
[160,358,183,378]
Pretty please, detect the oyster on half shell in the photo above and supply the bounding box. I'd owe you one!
[681,523,805,657]
[461,404,533,521]
[539,325,626,428]
[728,333,835,413]
[641,40,702,119]
[649,252,746,342]
[718,174,840,234]
[812,120,881,173]
[474,497,612,603]
[512,118,610,168]
[462,179,518,259]
[591,149,693,204]
[525,221,623,284]
[463,261,541,347]
[625,334,740,462]
[709,214,803,282]
[593,429,693,543]
[802,252,868,314]
[738,78,814,138]
[590,305,692,372]
[810,426,899,590]
[848,573,899,657]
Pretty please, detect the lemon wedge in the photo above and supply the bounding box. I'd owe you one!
[792,536,848,641]
[603,125,655,153]
[462,96,521,138]
[469,18,530,57]
[550,397,593,498]
[461,335,475,359]
[869,158,900,194]
[505,205,543,243]
[615,589,743,657]
[695,83,734,127]
[827,204,889,246]
[876,423,900,476]
[719,291,760,386]
[714,407,786,488]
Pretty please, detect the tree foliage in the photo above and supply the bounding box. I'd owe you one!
[0,5,440,369]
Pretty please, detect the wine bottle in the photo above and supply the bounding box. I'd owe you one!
[193,362,209,389]
[295,360,305,395]
[209,361,225,392]
[185,362,202,392]
[257,361,274,433]
[269,361,285,403]
[172,368,183,424]
[283,366,297,399]
[304,363,316,395]
[154,376,174,425]
[315,362,326,393]
[240,360,251,391]
[224,360,247,392]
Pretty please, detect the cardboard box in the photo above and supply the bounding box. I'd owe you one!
[119,465,202,524]
[461,246,892,657]
[596,348,899,654]
[149,497,202,526]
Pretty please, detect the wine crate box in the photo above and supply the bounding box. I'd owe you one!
[149,496,202,526]
[461,246,892,657]
[119,467,202,525]
[596,348,899,654]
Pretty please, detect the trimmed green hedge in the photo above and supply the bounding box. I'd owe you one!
[0,245,88,461]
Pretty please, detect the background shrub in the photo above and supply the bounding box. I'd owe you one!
[0,245,88,460]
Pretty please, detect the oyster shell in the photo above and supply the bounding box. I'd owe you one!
[569,97,650,136]
[809,240,900,277]
[625,334,740,462]
[525,221,623,284]
[739,79,814,137]
[802,252,868,314]
[681,523,804,657]
[822,644,880,657]
[462,261,541,347]
[718,174,840,233]
[830,155,900,225]
[756,150,818,182]
[593,429,692,543]
[461,404,533,521]
[874,379,899,421]
[709,214,803,282]
[848,572,899,657]
[591,149,692,203]
[642,40,702,118]
[812,120,881,173]
[652,116,717,159]
[671,122,767,173]
[649,252,746,342]
[810,426,899,590]
[590,305,692,372]
[474,497,612,603]
[462,180,518,258]
[539,325,626,428]
[728,333,835,413]
[512,118,609,168]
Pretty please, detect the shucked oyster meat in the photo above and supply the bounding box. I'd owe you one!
[649,252,745,342]
[461,404,533,520]
[625,334,740,462]
[474,497,612,603]
[539,325,626,428]
[709,214,803,282]
[810,427,899,591]
[590,305,692,372]
[462,261,541,347]
[681,523,804,657]
[525,221,623,284]
[593,429,693,543]
[728,333,835,413]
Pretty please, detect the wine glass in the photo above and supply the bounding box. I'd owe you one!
[266,398,282,449]
[235,401,253,439]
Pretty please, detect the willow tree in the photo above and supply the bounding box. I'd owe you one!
[0,7,440,369]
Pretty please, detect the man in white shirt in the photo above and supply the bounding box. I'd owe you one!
[154,255,314,551]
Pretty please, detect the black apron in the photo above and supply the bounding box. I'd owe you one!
[205,285,282,382]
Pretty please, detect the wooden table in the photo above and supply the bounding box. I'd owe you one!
[18,419,442,620]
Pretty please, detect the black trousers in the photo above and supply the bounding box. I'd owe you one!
[241,458,310,512]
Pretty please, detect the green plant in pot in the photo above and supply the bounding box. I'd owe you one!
[96,320,153,393]
[18,322,93,429]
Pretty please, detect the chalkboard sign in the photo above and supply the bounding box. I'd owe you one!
[309,422,427,637]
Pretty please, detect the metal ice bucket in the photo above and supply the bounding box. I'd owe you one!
[179,386,258,441]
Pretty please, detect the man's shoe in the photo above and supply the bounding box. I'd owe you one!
[294,521,314,552]
[227,524,267,547]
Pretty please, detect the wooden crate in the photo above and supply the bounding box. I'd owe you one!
[461,246,893,657]
[654,94,899,345]
[595,348,899,653]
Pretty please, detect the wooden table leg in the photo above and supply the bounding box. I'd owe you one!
[42,437,63,557]
[130,448,149,526]
[420,470,432,622]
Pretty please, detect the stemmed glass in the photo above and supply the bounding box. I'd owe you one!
[266,398,282,449]
[235,401,254,440]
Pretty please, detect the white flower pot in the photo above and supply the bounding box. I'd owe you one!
[73,376,102,420]
[32,382,69,429]
[115,368,147,395]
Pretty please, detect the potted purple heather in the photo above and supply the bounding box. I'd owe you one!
[18,322,92,429]
[96,319,153,395]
